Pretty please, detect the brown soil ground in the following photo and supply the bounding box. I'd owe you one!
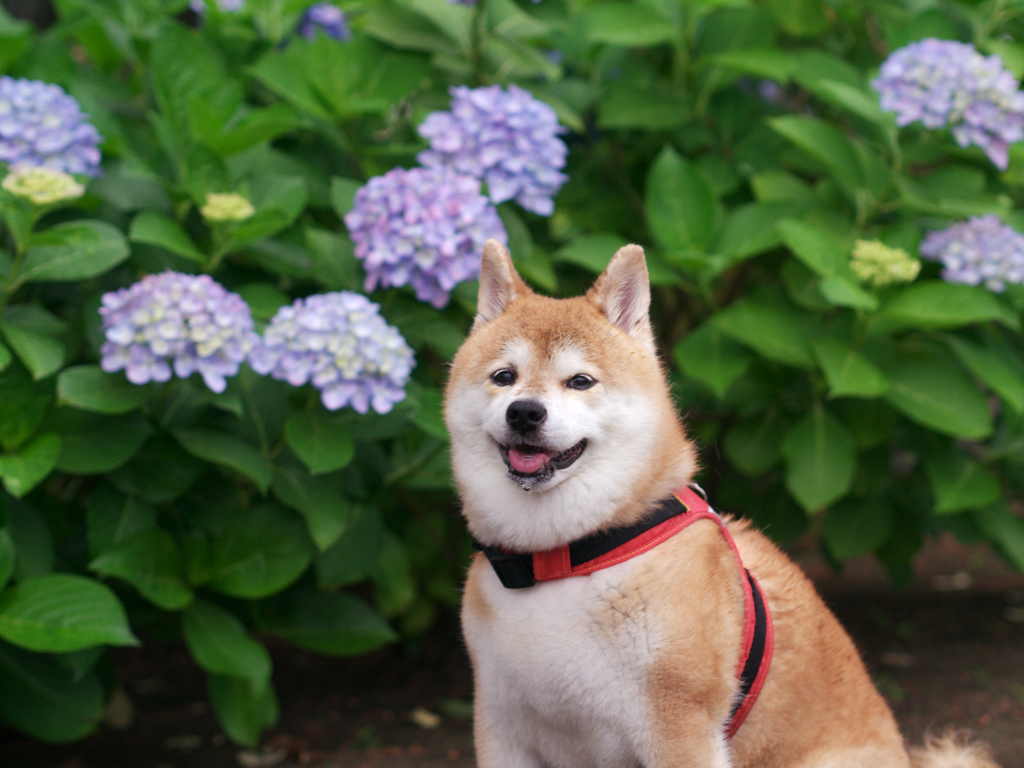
[2,533,1024,768]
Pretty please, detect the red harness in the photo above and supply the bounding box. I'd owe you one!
[475,485,773,740]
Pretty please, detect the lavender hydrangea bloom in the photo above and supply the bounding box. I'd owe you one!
[100,272,260,393]
[343,165,507,308]
[249,292,415,414]
[872,38,1024,169]
[417,85,568,216]
[0,77,102,176]
[298,3,351,40]
[920,214,1024,292]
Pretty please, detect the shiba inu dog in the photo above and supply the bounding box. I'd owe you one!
[444,239,999,768]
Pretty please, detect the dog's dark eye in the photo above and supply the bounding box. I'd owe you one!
[491,369,516,386]
[567,374,595,390]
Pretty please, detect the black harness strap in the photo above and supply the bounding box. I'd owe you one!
[729,569,769,725]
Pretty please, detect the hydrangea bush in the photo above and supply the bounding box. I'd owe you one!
[0,0,1023,751]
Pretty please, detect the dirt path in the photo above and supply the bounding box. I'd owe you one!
[2,535,1023,768]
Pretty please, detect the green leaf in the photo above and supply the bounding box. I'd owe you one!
[877,281,1016,331]
[261,591,397,655]
[128,210,206,265]
[172,429,272,492]
[0,433,61,498]
[271,464,352,551]
[330,177,361,218]
[0,574,138,652]
[0,528,14,592]
[812,338,888,398]
[55,413,153,475]
[1,304,66,381]
[583,3,677,47]
[90,528,193,611]
[0,367,49,451]
[409,386,448,441]
[86,482,156,559]
[712,297,815,368]
[945,334,1024,414]
[0,339,10,371]
[926,450,1001,515]
[315,505,385,589]
[673,324,754,398]
[371,534,415,616]
[765,0,828,37]
[723,412,787,476]
[19,221,130,283]
[8,502,53,581]
[556,233,629,274]
[206,504,314,599]
[109,435,205,504]
[207,673,278,748]
[713,202,798,263]
[883,357,993,440]
[974,505,1024,572]
[817,275,879,311]
[822,498,892,560]
[183,599,270,691]
[284,411,355,475]
[776,219,848,277]
[811,80,890,127]
[597,81,689,131]
[57,365,153,415]
[781,405,856,513]
[768,116,863,191]
[362,2,457,55]
[0,642,104,743]
[710,48,794,82]
[645,145,719,254]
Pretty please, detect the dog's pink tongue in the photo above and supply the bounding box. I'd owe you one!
[509,448,549,474]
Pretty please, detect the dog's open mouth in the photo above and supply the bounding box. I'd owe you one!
[498,439,587,490]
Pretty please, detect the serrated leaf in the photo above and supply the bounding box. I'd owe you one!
[315,505,385,589]
[284,411,355,475]
[0,432,61,498]
[926,450,1001,514]
[183,599,270,691]
[271,465,351,551]
[86,482,156,559]
[90,528,193,611]
[206,504,314,599]
[883,357,992,440]
[55,413,153,475]
[128,210,205,264]
[822,498,892,560]
[261,591,397,655]
[945,334,1024,414]
[673,324,754,398]
[974,505,1024,572]
[723,412,787,476]
[0,574,138,652]
[812,338,888,398]
[207,673,278,748]
[645,145,718,254]
[0,642,104,743]
[878,281,1015,330]
[172,429,271,492]
[777,219,848,277]
[782,405,856,513]
[57,365,153,414]
[712,298,815,368]
[19,221,130,283]
[769,116,864,191]
[818,275,879,311]
[711,48,794,81]
[583,2,676,46]
[1,305,65,381]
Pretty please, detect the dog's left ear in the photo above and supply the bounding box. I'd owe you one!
[587,245,656,355]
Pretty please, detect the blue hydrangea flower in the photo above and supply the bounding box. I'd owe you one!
[872,38,1024,169]
[298,3,351,40]
[100,271,260,393]
[417,85,568,216]
[343,165,508,308]
[248,291,415,414]
[920,214,1024,292]
[0,77,102,176]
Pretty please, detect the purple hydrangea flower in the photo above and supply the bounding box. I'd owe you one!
[343,165,507,308]
[100,271,260,393]
[248,291,415,414]
[298,3,351,40]
[919,214,1024,292]
[417,85,568,216]
[0,77,102,176]
[872,38,1024,169]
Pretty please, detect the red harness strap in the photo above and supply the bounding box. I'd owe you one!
[476,486,773,740]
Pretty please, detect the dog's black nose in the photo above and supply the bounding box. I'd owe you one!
[506,399,546,435]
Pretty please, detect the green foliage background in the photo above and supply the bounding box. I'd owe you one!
[0,0,1023,746]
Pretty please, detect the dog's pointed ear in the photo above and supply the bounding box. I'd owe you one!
[587,245,655,353]
[474,239,531,327]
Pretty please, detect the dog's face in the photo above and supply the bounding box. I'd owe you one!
[445,241,695,552]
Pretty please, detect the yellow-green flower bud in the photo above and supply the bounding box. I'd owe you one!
[2,165,85,205]
[200,192,255,223]
[850,240,921,287]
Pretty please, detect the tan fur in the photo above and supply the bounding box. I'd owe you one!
[447,241,998,768]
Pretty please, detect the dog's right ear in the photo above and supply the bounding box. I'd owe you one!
[474,239,531,328]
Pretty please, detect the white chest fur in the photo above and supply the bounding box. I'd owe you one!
[464,556,662,768]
